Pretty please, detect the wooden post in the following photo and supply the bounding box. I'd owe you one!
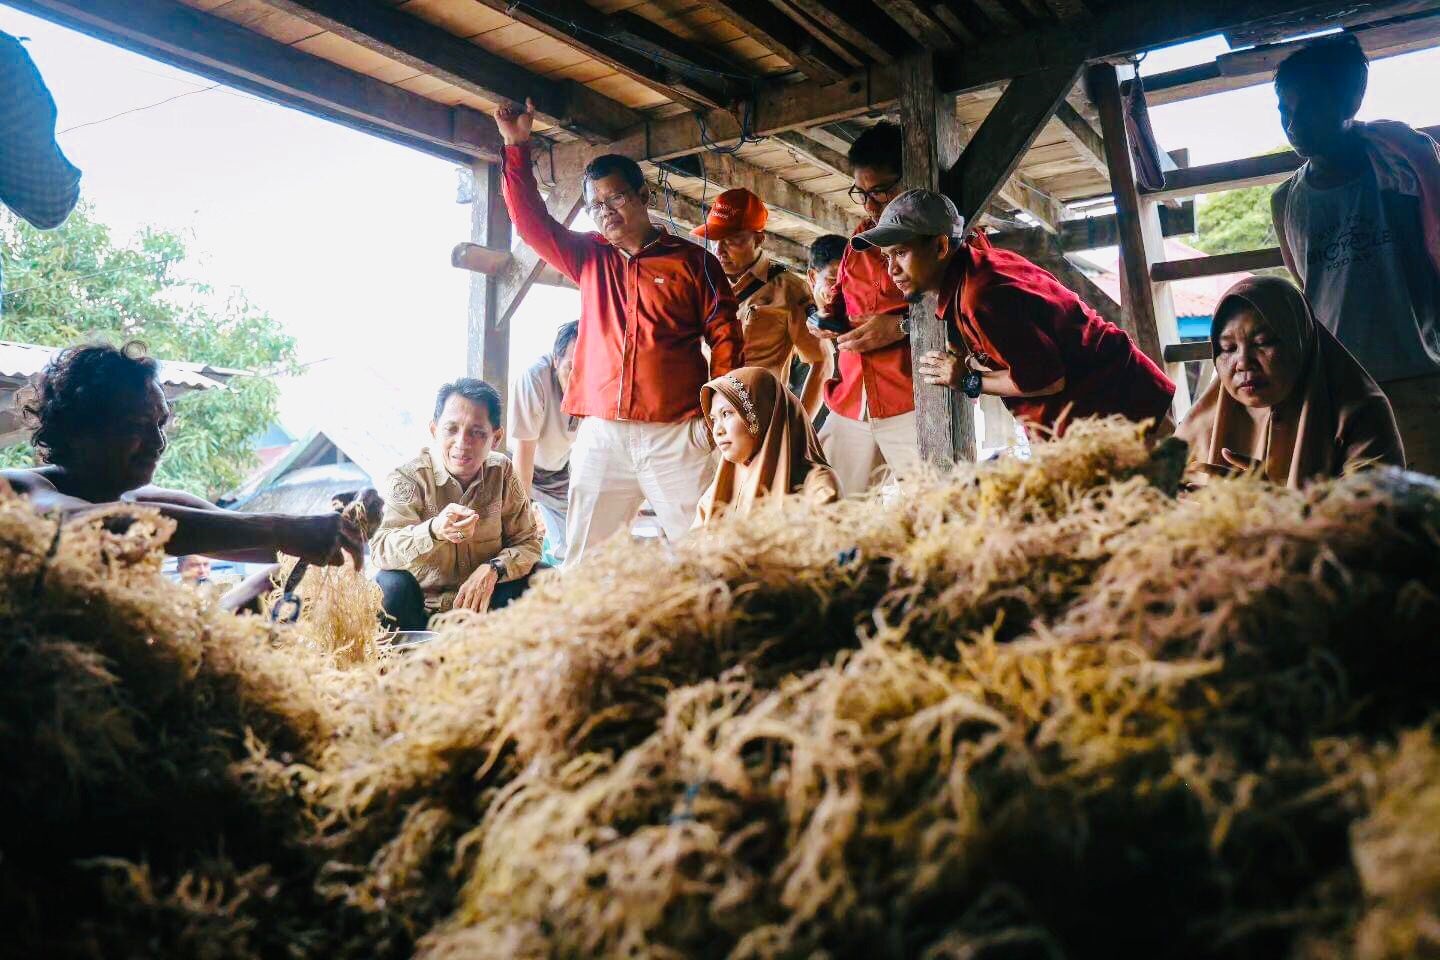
[900,52,976,465]
[1087,63,1192,417]
[467,160,513,420]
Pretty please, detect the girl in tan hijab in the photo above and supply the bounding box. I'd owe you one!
[1178,275,1404,489]
[694,366,839,526]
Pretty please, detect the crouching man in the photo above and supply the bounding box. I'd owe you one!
[371,378,543,628]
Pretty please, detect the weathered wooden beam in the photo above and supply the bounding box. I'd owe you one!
[705,0,851,81]
[647,187,814,266]
[256,0,639,141]
[943,63,1083,232]
[6,0,502,163]
[551,66,902,173]
[876,1,961,49]
[931,5,983,47]
[1053,101,1109,176]
[990,226,1126,330]
[495,170,589,329]
[468,163,512,414]
[772,131,850,177]
[1142,123,1440,202]
[782,0,920,61]
[900,52,975,465]
[938,0,1419,93]
[465,0,734,111]
[799,126,858,154]
[996,173,1066,233]
[1165,341,1214,364]
[695,154,852,234]
[988,201,1195,250]
[1225,0,1438,46]
[451,244,574,289]
[1151,247,1285,282]
[1129,10,1440,106]
[1088,62,1191,414]
[1037,0,1091,21]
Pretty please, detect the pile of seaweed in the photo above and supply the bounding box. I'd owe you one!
[2,419,1438,960]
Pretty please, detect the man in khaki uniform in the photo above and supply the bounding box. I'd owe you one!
[693,188,833,417]
[371,378,542,628]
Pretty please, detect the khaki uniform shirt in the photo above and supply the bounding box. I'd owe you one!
[370,448,542,611]
[735,253,827,380]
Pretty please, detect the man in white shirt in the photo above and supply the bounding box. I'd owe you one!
[510,322,579,560]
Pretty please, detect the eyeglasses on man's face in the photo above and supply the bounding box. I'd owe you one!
[585,188,639,215]
[848,177,903,206]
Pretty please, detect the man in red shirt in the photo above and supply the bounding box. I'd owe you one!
[807,122,921,495]
[494,99,742,564]
[856,190,1174,438]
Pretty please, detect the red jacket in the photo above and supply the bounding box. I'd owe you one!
[824,219,915,420]
[501,143,742,422]
[940,234,1175,435]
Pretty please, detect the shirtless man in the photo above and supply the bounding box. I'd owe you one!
[2,342,362,571]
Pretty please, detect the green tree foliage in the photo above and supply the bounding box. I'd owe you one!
[1193,183,1279,256]
[0,203,296,499]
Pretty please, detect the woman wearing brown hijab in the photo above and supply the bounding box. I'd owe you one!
[694,367,839,526]
[1177,275,1405,489]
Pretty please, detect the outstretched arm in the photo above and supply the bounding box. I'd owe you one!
[495,98,592,283]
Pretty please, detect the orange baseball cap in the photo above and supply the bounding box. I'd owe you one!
[690,188,768,241]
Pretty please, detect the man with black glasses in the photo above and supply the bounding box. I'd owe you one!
[806,122,921,495]
[493,99,742,565]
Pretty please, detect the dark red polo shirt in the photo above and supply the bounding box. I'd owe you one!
[824,218,915,420]
[501,143,742,423]
[939,233,1175,435]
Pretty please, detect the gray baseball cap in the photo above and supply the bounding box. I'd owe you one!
[851,189,965,250]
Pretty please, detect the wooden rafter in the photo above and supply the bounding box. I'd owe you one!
[693,154,852,234]
[782,0,918,63]
[1038,0,1091,20]
[987,202,1195,252]
[938,0,1419,93]
[900,51,975,465]
[1053,102,1109,176]
[467,162,512,403]
[943,63,1084,232]
[996,173,1067,233]
[771,131,850,177]
[257,0,640,141]
[931,5,984,46]
[704,0,852,81]
[874,1,961,49]
[971,0,1026,32]
[7,0,501,162]
[1224,0,1438,45]
[1130,8,1440,106]
[464,0,739,111]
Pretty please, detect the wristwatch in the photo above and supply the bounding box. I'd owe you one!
[962,371,984,399]
[487,558,506,579]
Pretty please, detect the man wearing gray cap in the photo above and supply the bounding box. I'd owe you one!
[855,190,1174,438]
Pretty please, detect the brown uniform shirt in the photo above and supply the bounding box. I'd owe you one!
[735,253,827,380]
[370,448,542,611]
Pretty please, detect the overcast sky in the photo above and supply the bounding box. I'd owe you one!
[1,7,1435,442]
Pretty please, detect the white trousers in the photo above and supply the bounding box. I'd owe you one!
[818,410,921,497]
[565,417,715,567]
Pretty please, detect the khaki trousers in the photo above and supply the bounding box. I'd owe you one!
[565,417,715,567]
[1381,372,1440,477]
[818,410,921,497]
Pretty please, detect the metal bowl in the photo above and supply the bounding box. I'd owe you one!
[385,630,439,651]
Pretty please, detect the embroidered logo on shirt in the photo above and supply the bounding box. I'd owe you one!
[390,476,420,506]
[653,276,666,284]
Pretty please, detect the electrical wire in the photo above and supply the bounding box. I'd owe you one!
[57,84,221,135]
[0,253,185,300]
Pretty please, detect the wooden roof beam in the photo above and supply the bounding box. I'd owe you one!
[987,201,1196,251]
[874,1,963,50]
[257,0,640,141]
[1128,8,1440,106]
[7,0,501,162]
[996,173,1067,233]
[465,0,740,111]
[693,153,853,234]
[1053,101,1109,176]
[772,131,850,177]
[783,0,921,63]
[1225,0,1438,46]
[704,0,853,82]
[937,0,1418,93]
[943,62,1084,231]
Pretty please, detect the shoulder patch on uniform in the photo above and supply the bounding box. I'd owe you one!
[390,475,421,506]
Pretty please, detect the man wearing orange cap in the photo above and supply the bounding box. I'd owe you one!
[693,188,833,418]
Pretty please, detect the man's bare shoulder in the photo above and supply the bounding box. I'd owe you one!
[0,468,55,496]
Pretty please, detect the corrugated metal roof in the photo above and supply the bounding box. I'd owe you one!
[0,340,235,391]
